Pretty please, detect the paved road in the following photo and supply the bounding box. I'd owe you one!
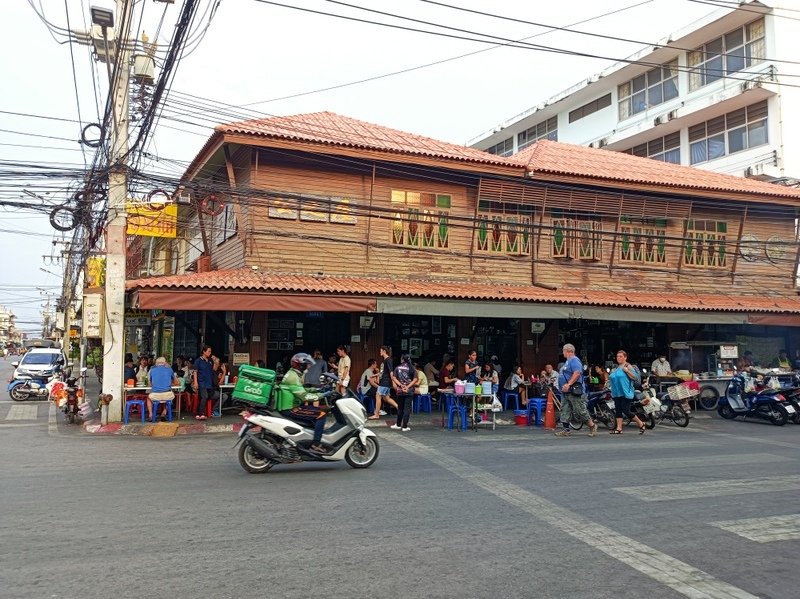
[1,357,800,598]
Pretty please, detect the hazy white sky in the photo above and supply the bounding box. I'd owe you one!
[0,0,731,331]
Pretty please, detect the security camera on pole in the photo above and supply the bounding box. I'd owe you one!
[92,2,133,423]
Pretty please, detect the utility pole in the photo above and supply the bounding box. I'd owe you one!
[99,0,133,423]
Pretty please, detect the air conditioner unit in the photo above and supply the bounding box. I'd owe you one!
[654,115,665,126]
[667,110,678,121]
[598,138,608,148]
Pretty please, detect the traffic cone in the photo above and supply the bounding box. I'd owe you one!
[544,389,557,429]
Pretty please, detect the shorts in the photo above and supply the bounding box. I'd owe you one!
[377,385,391,396]
[339,377,350,388]
[149,390,174,401]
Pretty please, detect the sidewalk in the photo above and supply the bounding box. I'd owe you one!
[80,410,519,436]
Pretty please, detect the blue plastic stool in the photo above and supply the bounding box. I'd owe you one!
[124,398,146,424]
[526,397,547,425]
[414,394,432,413]
[357,391,375,415]
[446,396,468,431]
[151,399,174,422]
[501,390,520,411]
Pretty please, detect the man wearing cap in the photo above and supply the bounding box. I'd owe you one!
[148,356,179,421]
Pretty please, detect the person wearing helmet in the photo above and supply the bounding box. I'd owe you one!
[278,353,329,453]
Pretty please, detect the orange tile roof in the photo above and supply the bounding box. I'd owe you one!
[128,269,800,314]
[518,140,800,200]
[218,111,517,168]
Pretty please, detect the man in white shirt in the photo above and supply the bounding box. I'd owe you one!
[651,354,672,377]
[336,345,351,394]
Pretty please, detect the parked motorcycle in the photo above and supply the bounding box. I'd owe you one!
[586,389,616,430]
[645,384,690,428]
[234,374,379,474]
[763,373,800,425]
[8,375,53,401]
[717,373,794,425]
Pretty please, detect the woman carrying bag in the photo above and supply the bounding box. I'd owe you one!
[609,349,646,435]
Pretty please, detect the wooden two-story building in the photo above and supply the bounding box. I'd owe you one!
[126,111,800,377]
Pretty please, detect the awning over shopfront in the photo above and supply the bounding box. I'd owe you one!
[127,268,800,325]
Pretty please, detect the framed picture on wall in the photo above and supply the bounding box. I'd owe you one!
[409,338,422,358]
[447,324,456,339]
[401,339,408,351]
[279,341,294,351]
[432,316,442,335]
[266,342,279,351]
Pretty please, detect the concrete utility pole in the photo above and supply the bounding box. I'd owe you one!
[100,0,134,423]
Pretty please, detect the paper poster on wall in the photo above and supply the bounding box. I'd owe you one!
[448,325,456,339]
[460,338,470,345]
[232,353,250,365]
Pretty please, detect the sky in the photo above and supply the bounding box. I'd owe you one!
[0,0,731,333]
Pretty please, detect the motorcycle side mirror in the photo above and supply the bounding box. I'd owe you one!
[11,361,19,367]
[67,362,74,368]
[80,367,88,373]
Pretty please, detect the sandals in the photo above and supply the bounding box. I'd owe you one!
[609,429,622,435]
[639,425,646,435]
[367,415,380,420]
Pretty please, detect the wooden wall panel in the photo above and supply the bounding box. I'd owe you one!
[236,159,799,298]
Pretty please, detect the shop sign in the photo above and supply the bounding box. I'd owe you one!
[720,345,739,359]
[86,256,106,287]
[232,352,250,365]
[84,295,104,338]
[125,311,151,327]
[530,322,545,334]
[126,202,177,238]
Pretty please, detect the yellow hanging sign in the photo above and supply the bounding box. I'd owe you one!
[126,202,177,238]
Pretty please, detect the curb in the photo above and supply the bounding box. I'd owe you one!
[82,418,245,437]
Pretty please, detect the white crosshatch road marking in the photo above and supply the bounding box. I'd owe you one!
[497,439,708,454]
[616,475,800,501]
[5,404,38,420]
[709,514,800,543]
[550,453,791,474]
[388,434,757,599]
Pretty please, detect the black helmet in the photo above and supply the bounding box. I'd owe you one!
[291,353,314,370]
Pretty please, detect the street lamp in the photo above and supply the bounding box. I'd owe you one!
[90,5,114,28]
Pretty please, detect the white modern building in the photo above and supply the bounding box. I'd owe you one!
[471,1,800,182]
[0,306,19,347]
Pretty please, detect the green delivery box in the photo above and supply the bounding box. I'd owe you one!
[232,365,276,406]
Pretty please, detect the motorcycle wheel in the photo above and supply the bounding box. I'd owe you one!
[698,386,719,411]
[65,412,75,424]
[237,437,276,474]
[9,386,28,401]
[767,404,788,426]
[645,414,656,430]
[670,406,690,428]
[718,404,737,420]
[345,436,379,469]
[600,407,617,430]
[569,418,584,431]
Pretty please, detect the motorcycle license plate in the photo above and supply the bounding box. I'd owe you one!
[785,405,796,414]
[605,400,615,409]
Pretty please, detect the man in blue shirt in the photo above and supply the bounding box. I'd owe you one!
[193,345,214,420]
[555,343,597,437]
[147,356,178,421]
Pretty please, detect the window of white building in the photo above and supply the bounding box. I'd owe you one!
[689,100,768,165]
[688,19,765,90]
[618,61,679,120]
[486,137,514,156]
[623,132,681,164]
[517,117,558,150]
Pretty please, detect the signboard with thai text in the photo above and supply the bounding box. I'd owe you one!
[126,202,177,238]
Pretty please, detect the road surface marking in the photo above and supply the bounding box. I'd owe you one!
[550,452,790,474]
[48,403,58,435]
[497,439,708,454]
[388,434,757,599]
[5,404,38,420]
[708,431,800,450]
[709,514,800,543]
[615,475,800,501]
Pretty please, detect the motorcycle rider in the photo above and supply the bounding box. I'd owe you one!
[279,353,330,453]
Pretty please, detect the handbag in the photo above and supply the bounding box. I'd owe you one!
[569,382,584,396]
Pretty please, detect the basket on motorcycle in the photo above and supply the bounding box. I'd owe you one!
[641,395,662,414]
[231,365,276,407]
[667,381,699,401]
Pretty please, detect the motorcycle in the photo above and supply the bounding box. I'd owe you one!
[8,375,53,401]
[717,373,794,426]
[644,382,690,428]
[233,373,379,474]
[761,373,800,425]
[586,388,617,430]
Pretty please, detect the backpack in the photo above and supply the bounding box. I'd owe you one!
[630,365,643,391]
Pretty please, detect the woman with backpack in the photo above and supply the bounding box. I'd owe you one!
[609,349,646,435]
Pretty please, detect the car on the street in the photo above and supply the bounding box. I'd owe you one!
[11,348,72,381]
